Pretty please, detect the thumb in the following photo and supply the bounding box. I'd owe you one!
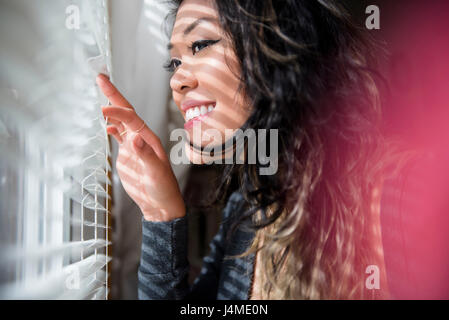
[132,134,159,165]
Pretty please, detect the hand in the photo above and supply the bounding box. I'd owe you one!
[96,74,185,222]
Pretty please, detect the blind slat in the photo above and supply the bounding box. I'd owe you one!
[1,240,111,265]
[0,0,113,300]
[0,254,111,299]
[58,272,107,300]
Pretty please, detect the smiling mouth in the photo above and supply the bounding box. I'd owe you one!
[185,103,216,123]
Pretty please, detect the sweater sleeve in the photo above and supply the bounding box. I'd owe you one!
[137,191,243,300]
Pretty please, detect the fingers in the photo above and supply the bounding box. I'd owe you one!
[105,117,125,132]
[102,105,140,128]
[96,74,133,109]
[106,125,123,144]
[102,105,167,161]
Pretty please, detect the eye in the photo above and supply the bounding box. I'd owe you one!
[190,39,221,55]
[163,39,221,72]
[163,58,181,72]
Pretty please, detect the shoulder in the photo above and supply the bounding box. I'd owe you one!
[227,190,245,209]
[222,190,245,219]
[220,190,248,232]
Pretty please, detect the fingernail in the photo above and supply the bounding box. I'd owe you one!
[96,74,109,85]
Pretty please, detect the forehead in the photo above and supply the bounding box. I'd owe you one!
[172,0,219,35]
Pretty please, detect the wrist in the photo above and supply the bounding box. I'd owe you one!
[141,204,186,222]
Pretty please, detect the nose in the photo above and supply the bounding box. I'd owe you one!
[170,63,198,93]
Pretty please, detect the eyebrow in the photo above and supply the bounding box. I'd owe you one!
[167,17,216,50]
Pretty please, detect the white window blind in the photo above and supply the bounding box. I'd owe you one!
[0,0,113,299]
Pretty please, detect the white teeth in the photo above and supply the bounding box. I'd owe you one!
[185,104,216,122]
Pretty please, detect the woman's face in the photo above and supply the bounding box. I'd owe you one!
[168,0,250,162]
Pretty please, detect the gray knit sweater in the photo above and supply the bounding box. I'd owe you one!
[138,191,256,300]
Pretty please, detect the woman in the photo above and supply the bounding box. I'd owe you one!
[98,0,391,299]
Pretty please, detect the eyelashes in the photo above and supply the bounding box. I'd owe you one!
[163,39,222,72]
[188,38,221,54]
[163,59,181,73]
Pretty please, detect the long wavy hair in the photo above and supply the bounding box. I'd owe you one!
[167,0,400,299]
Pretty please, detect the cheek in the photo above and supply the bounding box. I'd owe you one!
[199,57,249,129]
[198,55,242,107]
